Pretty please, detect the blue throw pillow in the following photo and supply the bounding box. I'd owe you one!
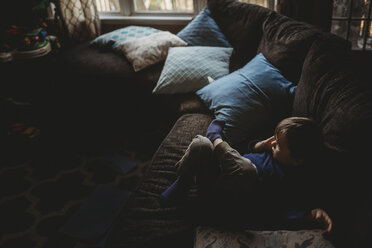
[196,53,296,147]
[90,26,161,49]
[177,8,231,47]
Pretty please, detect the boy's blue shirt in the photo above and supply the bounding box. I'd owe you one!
[243,151,307,221]
[244,151,286,183]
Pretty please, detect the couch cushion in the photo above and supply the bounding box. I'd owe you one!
[106,113,213,248]
[207,0,271,71]
[293,34,372,156]
[55,42,163,91]
[258,11,324,84]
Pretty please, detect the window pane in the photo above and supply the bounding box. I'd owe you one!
[349,20,365,49]
[239,0,268,8]
[331,20,348,39]
[135,0,193,12]
[333,0,351,18]
[351,0,370,18]
[367,22,372,50]
[96,0,120,11]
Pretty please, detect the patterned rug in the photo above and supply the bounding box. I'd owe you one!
[0,125,166,248]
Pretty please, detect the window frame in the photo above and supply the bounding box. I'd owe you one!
[98,0,276,26]
[99,0,205,17]
[331,0,372,51]
[97,0,276,17]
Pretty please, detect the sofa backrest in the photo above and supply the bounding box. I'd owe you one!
[208,0,271,71]
[208,0,372,160]
[293,34,372,157]
[257,11,324,84]
[208,0,325,84]
[207,1,372,240]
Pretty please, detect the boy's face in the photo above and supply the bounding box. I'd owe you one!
[271,132,302,167]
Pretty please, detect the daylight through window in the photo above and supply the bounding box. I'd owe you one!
[95,0,275,14]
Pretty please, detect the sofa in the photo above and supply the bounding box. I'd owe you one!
[55,0,372,247]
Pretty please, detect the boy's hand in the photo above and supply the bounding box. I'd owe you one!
[253,136,275,152]
[310,208,333,234]
[206,119,225,143]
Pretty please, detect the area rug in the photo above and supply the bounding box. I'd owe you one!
[0,128,164,248]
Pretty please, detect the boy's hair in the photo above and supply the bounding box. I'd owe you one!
[275,117,323,162]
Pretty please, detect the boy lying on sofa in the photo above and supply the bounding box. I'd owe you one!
[160,117,332,234]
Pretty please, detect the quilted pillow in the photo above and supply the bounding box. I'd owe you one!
[117,31,187,72]
[152,46,233,94]
[196,53,296,147]
[177,8,231,47]
[90,26,161,49]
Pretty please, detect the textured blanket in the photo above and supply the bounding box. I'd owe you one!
[107,114,213,248]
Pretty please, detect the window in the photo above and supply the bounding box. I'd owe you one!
[331,0,372,50]
[96,0,275,16]
[96,0,203,16]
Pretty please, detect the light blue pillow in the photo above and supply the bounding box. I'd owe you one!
[90,26,161,49]
[152,46,233,94]
[196,53,297,147]
[177,8,231,47]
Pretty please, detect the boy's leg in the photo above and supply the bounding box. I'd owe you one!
[214,141,258,190]
[196,141,259,224]
[176,135,215,180]
[160,135,214,205]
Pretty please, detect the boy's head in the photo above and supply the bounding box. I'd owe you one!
[271,117,322,167]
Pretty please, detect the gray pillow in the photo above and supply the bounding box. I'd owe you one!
[152,46,233,94]
[117,31,187,72]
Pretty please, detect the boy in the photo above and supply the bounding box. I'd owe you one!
[160,117,332,234]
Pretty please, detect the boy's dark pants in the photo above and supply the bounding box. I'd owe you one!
[176,135,259,223]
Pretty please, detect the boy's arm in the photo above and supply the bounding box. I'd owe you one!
[251,136,275,153]
[281,208,332,235]
[206,119,225,144]
[213,138,223,148]
[308,208,333,234]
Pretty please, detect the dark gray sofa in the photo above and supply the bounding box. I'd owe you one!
[52,41,191,152]
[54,0,372,247]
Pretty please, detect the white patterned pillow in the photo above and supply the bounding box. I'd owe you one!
[90,26,161,49]
[117,31,187,72]
[152,46,233,94]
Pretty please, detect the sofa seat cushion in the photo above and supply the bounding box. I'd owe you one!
[52,41,183,149]
[194,226,335,248]
[55,41,163,92]
[107,113,213,248]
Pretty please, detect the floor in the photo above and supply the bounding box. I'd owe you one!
[0,113,170,248]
